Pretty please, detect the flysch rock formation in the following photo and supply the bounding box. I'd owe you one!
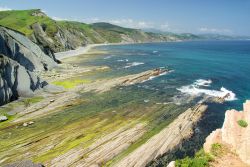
[204,100,250,165]
[114,103,209,167]
[0,54,47,105]
[0,26,56,72]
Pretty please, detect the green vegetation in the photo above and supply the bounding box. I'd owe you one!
[52,79,91,89]
[210,143,223,157]
[175,149,213,167]
[0,9,201,49]
[237,119,248,128]
[21,96,44,107]
[176,143,227,167]
[0,9,57,37]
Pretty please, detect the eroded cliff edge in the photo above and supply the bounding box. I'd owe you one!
[204,100,250,166]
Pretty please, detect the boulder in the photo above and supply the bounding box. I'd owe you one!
[0,115,8,122]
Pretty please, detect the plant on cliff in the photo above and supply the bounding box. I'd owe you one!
[237,119,248,128]
[210,143,224,157]
[175,149,213,167]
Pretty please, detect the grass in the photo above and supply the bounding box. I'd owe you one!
[237,119,248,128]
[21,96,44,107]
[52,79,91,89]
[0,9,57,37]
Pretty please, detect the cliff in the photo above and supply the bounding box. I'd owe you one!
[0,54,47,106]
[0,26,56,105]
[204,100,250,166]
[0,26,56,71]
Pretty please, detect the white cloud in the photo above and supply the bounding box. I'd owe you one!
[0,6,11,11]
[51,15,174,32]
[198,27,232,34]
[52,16,68,21]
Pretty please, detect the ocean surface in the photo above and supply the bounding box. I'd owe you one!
[81,40,250,111]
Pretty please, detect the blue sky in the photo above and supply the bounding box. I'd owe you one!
[0,0,250,36]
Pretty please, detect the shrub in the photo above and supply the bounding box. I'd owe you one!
[175,149,213,167]
[237,120,248,128]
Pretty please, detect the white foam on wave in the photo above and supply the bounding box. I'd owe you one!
[177,79,237,101]
[142,70,172,83]
[104,55,113,59]
[117,59,129,62]
[124,62,144,68]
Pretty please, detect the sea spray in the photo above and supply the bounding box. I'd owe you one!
[177,79,237,101]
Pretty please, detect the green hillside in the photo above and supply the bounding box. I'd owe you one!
[0,9,201,52]
[0,9,57,37]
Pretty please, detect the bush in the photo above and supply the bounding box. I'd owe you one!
[238,120,248,128]
[175,149,213,167]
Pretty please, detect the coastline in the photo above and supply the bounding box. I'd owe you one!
[54,41,183,61]
[54,43,109,60]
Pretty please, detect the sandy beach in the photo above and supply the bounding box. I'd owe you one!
[55,44,108,60]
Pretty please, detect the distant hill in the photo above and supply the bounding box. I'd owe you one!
[0,9,202,53]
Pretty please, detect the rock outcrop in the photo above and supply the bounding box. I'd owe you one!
[0,54,47,105]
[0,26,56,72]
[114,103,209,167]
[204,100,250,165]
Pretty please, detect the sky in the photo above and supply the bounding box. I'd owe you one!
[0,0,250,36]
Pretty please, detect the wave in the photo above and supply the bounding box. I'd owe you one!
[177,79,237,101]
[124,62,144,68]
[142,70,172,83]
[117,59,129,62]
[104,55,113,59]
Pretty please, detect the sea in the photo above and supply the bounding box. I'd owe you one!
[82,40,250,111]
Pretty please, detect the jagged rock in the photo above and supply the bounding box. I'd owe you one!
[4,160,44,167]
[0,115,8,122]
[31,23,60,59]
[0,26,56,72]
[0,54,47,105]
[204,100,250,165]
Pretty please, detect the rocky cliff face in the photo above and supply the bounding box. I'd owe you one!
[0,26,57,72]
[0,54,47,105]
[204,100,250,165]
[0,26,57,106]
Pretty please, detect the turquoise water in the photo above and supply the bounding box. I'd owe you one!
[83,40,250,110]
